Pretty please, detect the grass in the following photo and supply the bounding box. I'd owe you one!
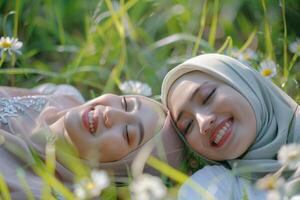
[0,0,300,199]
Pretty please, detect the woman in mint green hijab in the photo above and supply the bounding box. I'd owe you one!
[161,53,300,181]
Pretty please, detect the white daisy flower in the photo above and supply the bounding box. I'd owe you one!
[120,80,152,96]
[278,143,300,170]
[130,173,167,200]
[259,59,277,78]
[266,190,282,200]
[289,39,300,55]
[230,48,257,62]
[290,195,300,200]
[0,36,23,56]
[256,174,284,190]
[90,170,110,190]
[74,170,110,199]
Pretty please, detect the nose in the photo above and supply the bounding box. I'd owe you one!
[103,107,134,128]
[195,112,216,135]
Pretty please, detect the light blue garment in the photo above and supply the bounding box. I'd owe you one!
[178,166,266,200]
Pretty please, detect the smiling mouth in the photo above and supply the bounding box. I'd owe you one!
[82,107,99,135]
[209,118,233,147]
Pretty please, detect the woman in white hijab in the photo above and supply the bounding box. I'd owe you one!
[161,53,300,199]
[0,84,184,199]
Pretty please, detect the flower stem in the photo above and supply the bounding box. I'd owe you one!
[274,164,287,179]
[0,53,6,67]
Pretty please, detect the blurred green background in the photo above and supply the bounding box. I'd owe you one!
[0,0,299,100]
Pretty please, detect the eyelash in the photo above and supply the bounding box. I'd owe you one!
[184,120,193,135]
[202,88,216,105]
[124,125,129,143]
[122,96,128,111]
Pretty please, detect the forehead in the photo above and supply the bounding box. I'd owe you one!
[168,71,216,102]
[132,95,166,137]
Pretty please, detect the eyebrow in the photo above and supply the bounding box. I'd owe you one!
[175,81,209,123]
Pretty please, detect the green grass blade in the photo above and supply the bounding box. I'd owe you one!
[288,53,299,71]
[192,0,208,56]
[13,0,20,38]
[147,156,216,200]
[260,0,274,60]
[239,27,257,52]
[0,173,11,200]
[32,167,77,200]
[217,36,232,53]
[280,0,288,78]
[16,169,35,200]
[208,0,219,48]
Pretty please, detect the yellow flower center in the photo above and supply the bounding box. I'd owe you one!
[261,69,272,77]
[288,150,300,160]
[0,40,12,48]
[86,182,96,191]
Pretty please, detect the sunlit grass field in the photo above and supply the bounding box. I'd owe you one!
[0,0,300,199]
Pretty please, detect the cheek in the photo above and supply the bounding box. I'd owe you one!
[97,133,130,162]
[64,111,82,140]
[186,132,205,153]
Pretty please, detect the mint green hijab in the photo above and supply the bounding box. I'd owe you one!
[161,53,300,180]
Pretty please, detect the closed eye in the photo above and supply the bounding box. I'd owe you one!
[123,124,129,144]
[203,88,216,105]
[177,118,193,135]
[122,96,128,111]
[184,120,193,135]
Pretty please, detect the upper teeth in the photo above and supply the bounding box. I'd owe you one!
[88,111,95,133]
[214,121,231,144]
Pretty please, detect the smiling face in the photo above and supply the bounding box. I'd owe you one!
[62,94,166,162]
[167,71,256,161]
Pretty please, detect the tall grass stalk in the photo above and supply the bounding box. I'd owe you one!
[260,0,274,60]
[54,3,65,45]
[147,156,216,200]
[103,0,126,93]
[208,0,219,48]
[0,173,11,200]
[217,36,232,53]
[16,169,35,200]
[32,166,77,200]
[0,53,6,67]
[280,0,288,78]
[239,27,257,52]
[288,53,299,71]
[192,0,208,56]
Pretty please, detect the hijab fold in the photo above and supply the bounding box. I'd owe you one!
[161,53,299,180]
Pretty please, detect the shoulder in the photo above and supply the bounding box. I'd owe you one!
[178,165,266,200]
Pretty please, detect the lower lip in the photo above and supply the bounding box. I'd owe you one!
[213,120,233,148]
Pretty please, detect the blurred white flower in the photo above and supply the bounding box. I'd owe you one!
[290,195,300,200]
[74,170,110,199]
[120,80,152,96]
[259,59,277,78]
[90,170,110,189]
[278,143,300,169]
[0,36,23,56]
[230,48,257,62]
[130,173,167,200]
[266,190,282,200]
[289,39,300,55]
[256,174,284,191]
